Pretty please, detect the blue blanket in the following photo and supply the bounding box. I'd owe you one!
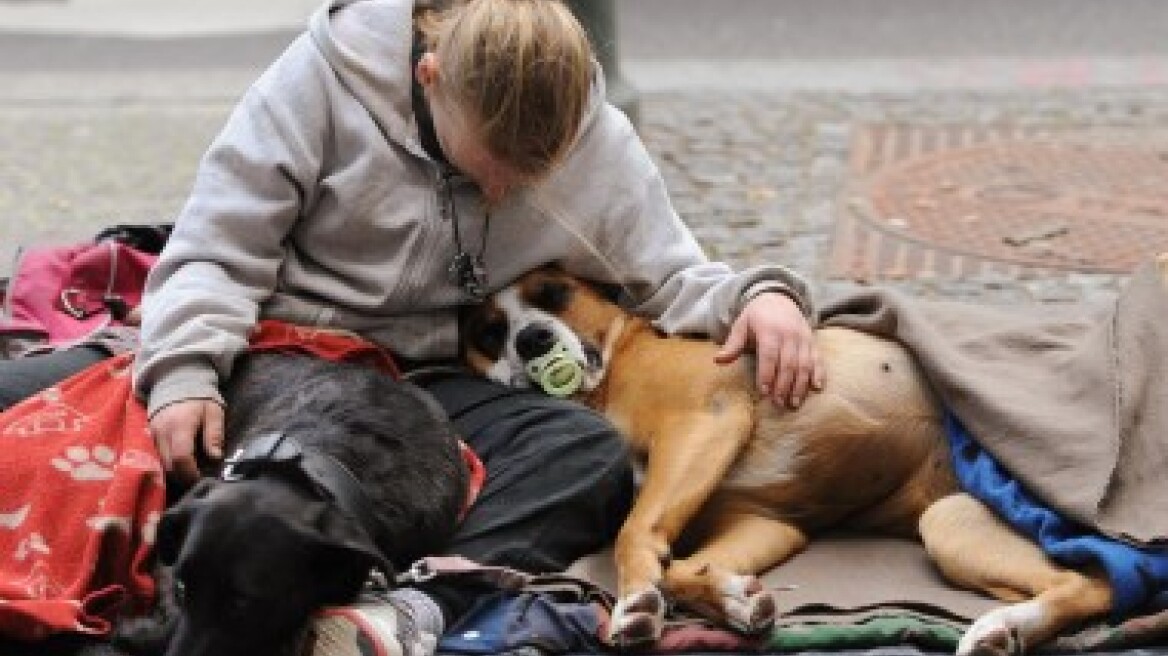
[945,412,1168,617]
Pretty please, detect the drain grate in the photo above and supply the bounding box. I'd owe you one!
[829,125,1168,282]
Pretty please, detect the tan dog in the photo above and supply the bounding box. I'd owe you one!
[461,267,1114,655]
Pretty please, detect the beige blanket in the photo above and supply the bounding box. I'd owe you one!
[570,537,996,627]
[820,254,1168,545]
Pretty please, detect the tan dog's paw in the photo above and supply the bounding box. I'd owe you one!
[958,626,1021,656]
[664,562,777,636]
[606,587,666,648]
[958,602,1033,656]
[721,574,777,635]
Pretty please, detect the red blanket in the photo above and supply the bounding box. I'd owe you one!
[0,352,161,639]
[0,320,484,639]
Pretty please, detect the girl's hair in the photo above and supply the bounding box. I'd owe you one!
[419,0,594,179]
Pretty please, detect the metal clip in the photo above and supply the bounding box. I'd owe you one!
[366,568,391,591]
[396,559,437,584]
[59,288,94,319]
[219,447,248,482]
[449,252,488,300]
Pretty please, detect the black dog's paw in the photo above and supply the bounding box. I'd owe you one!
[111,614,176,655]
[112,565,180,655]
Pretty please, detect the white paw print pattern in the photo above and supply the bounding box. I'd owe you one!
[16,532,50,562]
[0,504,31,530]
[52,445,117,481]
[3,401,91,437]
[120,448,164,483]
[14,560,61,602]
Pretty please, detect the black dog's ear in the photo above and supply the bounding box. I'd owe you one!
[314,540,389,606]
[310,507,393,605]
[155,507,191,567]
[155,479,216,565]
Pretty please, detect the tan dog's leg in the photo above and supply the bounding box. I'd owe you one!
[663,499,807,634]
[609,409,754,647]
[920,493,1113,656]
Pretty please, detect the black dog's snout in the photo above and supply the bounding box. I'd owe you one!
[515,323,557,361]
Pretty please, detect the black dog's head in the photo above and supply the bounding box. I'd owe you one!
[115,354,467,656]
[154,475,385,656]
[461,266,628,395]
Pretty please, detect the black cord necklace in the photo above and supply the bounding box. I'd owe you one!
[441,171,490,300]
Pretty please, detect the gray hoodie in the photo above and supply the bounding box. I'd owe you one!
[133,0,813,416]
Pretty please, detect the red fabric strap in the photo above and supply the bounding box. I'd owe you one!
[247,320,485,511]
[247,320,403,379]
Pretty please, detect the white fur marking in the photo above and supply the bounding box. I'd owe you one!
[958,600,1044,656]
[487,287,605,392]
[722,573,751,600]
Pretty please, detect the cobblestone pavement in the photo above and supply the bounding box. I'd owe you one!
[5,86,1168,310]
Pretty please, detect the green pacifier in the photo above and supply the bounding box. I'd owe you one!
[526,342,584,397]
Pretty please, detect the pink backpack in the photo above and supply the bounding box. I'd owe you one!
[1,238,159,349]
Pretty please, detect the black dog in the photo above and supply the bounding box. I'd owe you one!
[116,352,468,656]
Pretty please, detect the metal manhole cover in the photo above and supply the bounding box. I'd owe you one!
[829,125,1168,282]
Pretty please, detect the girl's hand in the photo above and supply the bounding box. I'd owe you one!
[149,398,225,484]
[715,292,825,409]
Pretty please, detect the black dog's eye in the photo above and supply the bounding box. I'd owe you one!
[530,281,570,313]
[173,579,187,607]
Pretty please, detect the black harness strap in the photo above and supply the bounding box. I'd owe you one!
[220,432,381,543]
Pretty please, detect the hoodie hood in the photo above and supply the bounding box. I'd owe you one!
[309,0,425,158]
[308,0,607,165]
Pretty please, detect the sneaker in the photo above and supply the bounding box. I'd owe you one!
[304,588,444,656]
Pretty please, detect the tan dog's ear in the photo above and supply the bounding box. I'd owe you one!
[585,279,625,306]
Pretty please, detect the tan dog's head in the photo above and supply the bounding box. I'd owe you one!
[461,267,628,394]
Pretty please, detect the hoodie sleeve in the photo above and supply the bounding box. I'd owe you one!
[133,39,327,416]
[620,165,814,341]
[552,103,814,342]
